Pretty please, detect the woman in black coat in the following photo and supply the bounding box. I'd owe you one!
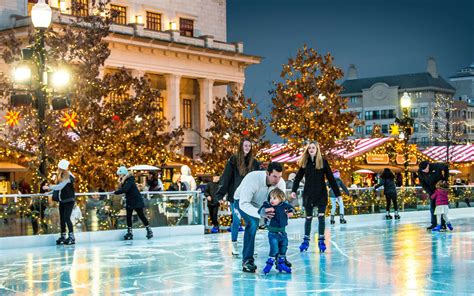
[291,141,341,253]
[114,166,153,240]
[374,168,400,220]
[215,138,261,255]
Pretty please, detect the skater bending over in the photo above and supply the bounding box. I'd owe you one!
[114,166,153,240]
[259,188,294,274]
[43,159,76,245]
[328,169,349,224]
[431,182,454,232]
[374,168,400,220]
[291,141,341,253]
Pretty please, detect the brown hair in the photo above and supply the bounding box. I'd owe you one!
[269,188,286,202]
[297,141,323,169]
[235,138,256,176]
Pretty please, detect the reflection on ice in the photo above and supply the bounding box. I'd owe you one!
[1,211,474,295]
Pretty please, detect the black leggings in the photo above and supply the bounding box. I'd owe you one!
[59,202,75,234]
[208,205,219,227]
[385,192,398,212]
[304,205,327,237]
[126,208,150,228]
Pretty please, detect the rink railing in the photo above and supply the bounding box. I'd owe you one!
[202,185,474,230]
[0,191,203,238]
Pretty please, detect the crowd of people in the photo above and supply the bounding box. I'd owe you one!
[4,139,472,275]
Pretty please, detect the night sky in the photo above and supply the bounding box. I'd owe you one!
[227,0,474,142]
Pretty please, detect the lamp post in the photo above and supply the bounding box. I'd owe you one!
[11,0,70,181]
[395,92,414,186]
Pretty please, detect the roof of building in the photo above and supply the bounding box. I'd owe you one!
[341,72,455,94]
[450,64,474,79]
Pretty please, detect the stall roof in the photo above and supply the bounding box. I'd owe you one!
[0,162,28,172]
[421,144,474,163]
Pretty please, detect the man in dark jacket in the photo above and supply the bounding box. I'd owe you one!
[418,161,449,229]
[204,175,220,233]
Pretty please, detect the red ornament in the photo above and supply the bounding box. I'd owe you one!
[296,93,303,99]
[242,130,249,136]
[293,93,305,107]
[112,115,121,122]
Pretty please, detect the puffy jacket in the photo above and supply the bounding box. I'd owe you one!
[431,188,449,206]
[374,177,397,196]
[114,175,145,209]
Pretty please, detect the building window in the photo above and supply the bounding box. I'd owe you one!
[414,123,419,133]
[434,122,439,132]
[180,18,194,37]
[420,107,428,115]
[365,125,373,135]
[182,99,192,128]
[184,147,194,159]
[350,97,358,103]
[71,0,89,16]
[421,137,429,146]
[381,124,388,134]
[157,97,164,119]
[365,111,372,120]
[111,4,127,25]
[372,110,380,120]
[146,11,161,31]
[410,108,418,118]
[356,126,363,134]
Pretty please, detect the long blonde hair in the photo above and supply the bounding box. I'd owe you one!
[57,169,69,183]
[297,141,324,169]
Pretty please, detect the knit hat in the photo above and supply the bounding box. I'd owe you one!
[58,159,70,170]
[419,161,429,171]
[116,166,128,175]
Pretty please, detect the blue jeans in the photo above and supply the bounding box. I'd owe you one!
[230,200,242,242]
[239,207,259,262]
[268,232,288,258]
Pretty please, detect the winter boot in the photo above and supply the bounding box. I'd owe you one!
[64,233,75,245]
[330,215,335,225]
[394,212,400,220]
[447,223,453,231]
[146,226,153,239]
[124,228,133,240]
[299,236,310,252]
[432,225,441,232]
[263,258,274,274]
[385,212,393,220]
[340,215,347,224]
[232,241,239,255]
[318,236,326,253]
[211,226,219,233]
[56,233,66,245]
[242,260,257,273]
[276,257,292,273]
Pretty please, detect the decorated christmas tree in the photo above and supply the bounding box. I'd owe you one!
[269,45,357,159]
[0,2,183,190]
[199,91,269,174]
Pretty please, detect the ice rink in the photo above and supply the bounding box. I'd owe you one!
[1,209,473,295]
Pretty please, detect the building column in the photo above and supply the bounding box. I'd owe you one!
[198,78,215,152]
[230,82,244,95]
[165,74,181,130]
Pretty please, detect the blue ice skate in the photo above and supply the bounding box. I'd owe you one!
[276,257,291,273]
[263,258,274,274]
[432,225,441,232]
[318,238,326,253]
[299,237,310,252]
[447,223,453,231]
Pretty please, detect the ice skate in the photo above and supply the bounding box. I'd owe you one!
[330,215,335,225]
[277,255,292,267]
[64,233,75,245]
[318,237,326,253]
[242,260,257,273]
[432,225,441,232]
[385,213,393,220]
[56,233,66,245]
[447,223,453,231]
[146,226,153,239]
[340,215,347,224]
[210,226,219,233]
[394,213,400,220]
[124,228,133,240]
[263,258,274,274]
[232,241,239,255]
[276,257,291,273]
[299,236,310,252]
[238,226,244,232]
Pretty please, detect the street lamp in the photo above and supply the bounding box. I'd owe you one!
[395,92,414,186]
[11,0,70,181]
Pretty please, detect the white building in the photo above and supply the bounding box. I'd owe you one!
[0,0,261,158]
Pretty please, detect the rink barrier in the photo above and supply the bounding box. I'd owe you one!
[0,191,204,239]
